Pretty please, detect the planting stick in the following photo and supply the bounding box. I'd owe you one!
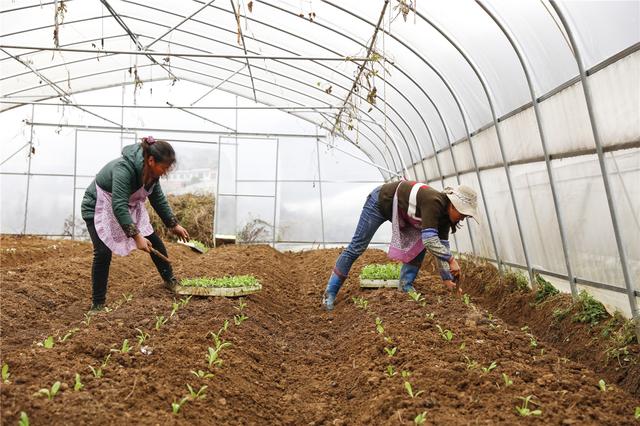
[149,247,172,264]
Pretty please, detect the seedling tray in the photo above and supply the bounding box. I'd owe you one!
[359,278,400,289]
[169,276,262,297]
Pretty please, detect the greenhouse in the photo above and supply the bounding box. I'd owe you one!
[1,0,639,423]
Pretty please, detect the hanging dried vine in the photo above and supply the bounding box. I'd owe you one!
[53,0,67,49]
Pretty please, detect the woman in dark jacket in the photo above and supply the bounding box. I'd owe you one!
[81,136,189,310]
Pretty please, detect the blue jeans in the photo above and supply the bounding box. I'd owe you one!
[334,186,388,277]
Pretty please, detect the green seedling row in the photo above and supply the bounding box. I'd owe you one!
[180,275,260,288]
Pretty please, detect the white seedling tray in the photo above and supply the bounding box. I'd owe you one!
[169,282,262,297]
[359,278,400,289]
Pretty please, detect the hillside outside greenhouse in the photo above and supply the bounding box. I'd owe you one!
[0,0,639,424]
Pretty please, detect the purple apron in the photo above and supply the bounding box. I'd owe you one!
[94,184,154,256]
[388,182,427,263]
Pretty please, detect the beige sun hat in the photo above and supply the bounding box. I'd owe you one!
[444,185,480,223]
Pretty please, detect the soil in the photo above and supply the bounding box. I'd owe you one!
[1,235,639,425]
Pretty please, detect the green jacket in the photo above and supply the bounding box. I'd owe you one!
[81,144,177,236]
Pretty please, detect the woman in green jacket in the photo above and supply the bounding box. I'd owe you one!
[81,136,189,310]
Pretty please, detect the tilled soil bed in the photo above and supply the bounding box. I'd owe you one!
[1,236,638,425]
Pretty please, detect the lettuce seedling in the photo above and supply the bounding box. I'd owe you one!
[635,407,640,420]
[210,332,232,352]
[155,315,168,330]
[135,328,150,346]
[234,313,248,326]
[120,339,131,353]
[170,300,180,318]
[191,370,214,379]
[598,379,607,392]
[360,263,401,280]
[352,296,369,310]
[436,325,453,342]
[180,275,260,288]
[414,411,427,425]
[403,380,424,398]
[59,328,80,343]
[206,347,223,368]
[515,395,541,417]
[235,298,247,312]
[74,373,83,391]
[18,412,29,426]
[385,365,397,377]
[375,317,384,335]
[502,373,513,387]
[179,295,192,308]
[464,356,478,370]
[171,396,189,414]
[425,312,435,321]
[384,346,397,357]
[462,294,471,305]
[39,336,54,349]
[122,293,133,302]
[2,363,10,384]
[482,361,498,374]
[186,384,208,400]
[82,313,92,326]
[34,381,61,400]
[408,291,424,304]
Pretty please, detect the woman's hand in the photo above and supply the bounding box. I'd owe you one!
[171,224,190,241]
[134,234,152,253]
[449,257,461,282]
[443,279,463,294]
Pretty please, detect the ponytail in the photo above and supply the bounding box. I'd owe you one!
[141,136,176,169]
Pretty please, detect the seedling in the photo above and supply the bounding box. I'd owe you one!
[482,361,498,374]
[235,298,247,312]
[34,381,61,400]
[179,295,192,308]
[408,290,425,304]
[352,296,369,310]
[122,293,133,302]
[18,412,29,426]
[401,370,411,379]
[82,312,92,326]
[39,336,54,349]
[74,373,83,391]
[59,328,80,342]
[464,356,478,370]
[385,365,397,377]
[186,384,208,400]
[181,275,260,288]
[191,370,214,379]
[234,313,248,325]
[89,354,111,378]
[2,363,10,384]
[135,328,150,346]
[425,312,435,321]
[598,379,607,392]
[383,336,394,344]
[515,395,542,417]
[103,306,112,313]
[112,339,131,354]
[360,263,401,280]
[170,300,180,317]
[219,319,230,333]
[414,411,427,425]
[462,294,471,305]
[171,396,189,414]
[209,331,232,352]
[155,315,168,330]
[502,373,513,386]
[206,347,223,368]
[635,406,640,420]
[459,342,466,351]
[384,346,397,357]
[435,325,453,342]
[404,380,424,398]
[375,317,384,334]
[529,335,538,348]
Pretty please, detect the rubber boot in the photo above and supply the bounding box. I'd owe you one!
[322,271,345,311]
[399,263,420,293]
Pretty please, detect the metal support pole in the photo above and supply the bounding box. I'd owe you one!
[213,135,222,247]
[272,138,280,248]
[477,0,577,297]
[234,95,239,242]
[22,104,35,234]
[550,1,639,333]
[316,127,327,249]
[72,129,78,239]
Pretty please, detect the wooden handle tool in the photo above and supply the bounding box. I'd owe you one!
[149,247,172,264]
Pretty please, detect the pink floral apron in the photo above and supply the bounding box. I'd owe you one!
[388,182,427,263]
[94,184,154,256]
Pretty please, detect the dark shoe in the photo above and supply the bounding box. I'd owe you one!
[89,303,105,312]
[164,277,179,290]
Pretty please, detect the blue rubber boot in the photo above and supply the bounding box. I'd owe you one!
[322,271,345,311]
[399,263,420,293]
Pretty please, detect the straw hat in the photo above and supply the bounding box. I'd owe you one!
[444,185,479,223]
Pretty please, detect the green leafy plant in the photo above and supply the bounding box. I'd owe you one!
[88,354,111,378]
[206,347,223,368]
[191,370,214,379]
[82,312,92,326]
[189,239,208,253]
[136,328,150,346]
[59,327,80,342]
[352,296,369,310]
[436,324,453,342]
[635,406,640,420]
[414,411,427,425]
[404,380,424,398]
[598,379,607,392]
[425,312,435,321]
[210,330,232,352]
[179,295,192,308]
[408,290,425,304]
[170,299,180,317]
[573,290,607,325]
[515,395,542,417]
[171,396,189,414]
[180,275,260,288]
[122,293,133,302]
[34,381,61,400]
[534,275,559,304]
[234,313,248,326]
[360,263,401,280]
[502,373,513,386]
[235,298,247,312]
[464,356,478,370]
[117,339,131,354]
[2,362,10,384]
[505,269,530,292]
[18,412,29,426]
[74,373,83,391]
[529,335,538,348]
[40,336,55,349]
[186,384,208,400]
[155,315,168,330]
[375,317,384,334]
[385,365,397,377]
[462,294,471,305]
[384,346,397,357]
[482,361,498,374]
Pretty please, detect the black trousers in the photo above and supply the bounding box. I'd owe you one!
[85,219,173,305]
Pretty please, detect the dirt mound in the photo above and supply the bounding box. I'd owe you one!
[148,193,214,247]
[1,237,638,424]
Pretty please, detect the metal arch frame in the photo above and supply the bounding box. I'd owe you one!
[320,0,478,254]
[476,0,578,298]
[137,0,422,178]
[549,1,639,332]
[196,0,425,179]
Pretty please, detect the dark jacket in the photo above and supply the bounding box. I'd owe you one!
[81,144,177,236]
